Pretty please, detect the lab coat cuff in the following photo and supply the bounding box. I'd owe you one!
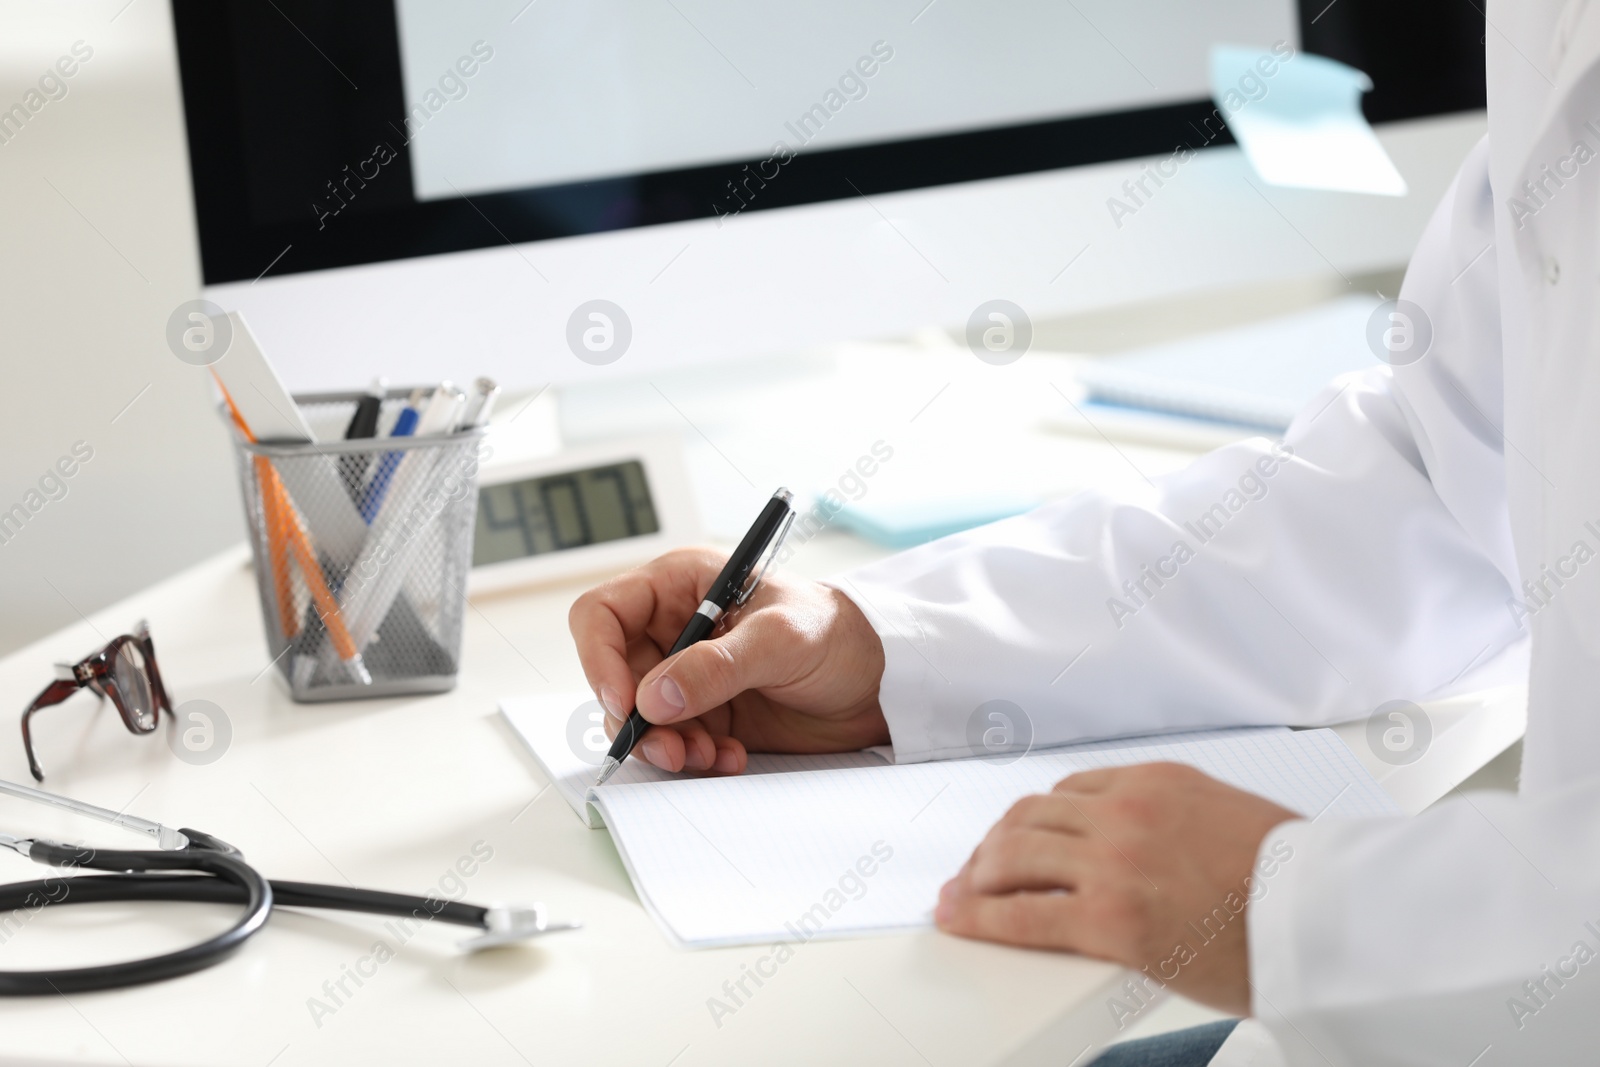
[1246,818,1323,1042]
[821,573,938,764]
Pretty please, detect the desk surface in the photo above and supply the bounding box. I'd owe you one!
[0,540,1136,1067]
[0,399,1524,1066]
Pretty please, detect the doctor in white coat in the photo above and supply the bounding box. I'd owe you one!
[572,2,1600,1061]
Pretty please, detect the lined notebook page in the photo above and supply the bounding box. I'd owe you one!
[500,694,891,828]
[590,727,1398,947]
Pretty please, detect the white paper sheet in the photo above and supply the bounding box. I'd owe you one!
[502,694,1399,947]
[501,693,891,829]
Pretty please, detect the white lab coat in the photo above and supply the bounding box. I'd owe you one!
[829,2,1600,1061]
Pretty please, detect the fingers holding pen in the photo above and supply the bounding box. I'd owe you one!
[635,612,797,726]
[611,721,745,775]
[570,548,726,726]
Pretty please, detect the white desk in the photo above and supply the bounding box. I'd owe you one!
[0,541,1132,1067]
[0,360,1525,1065]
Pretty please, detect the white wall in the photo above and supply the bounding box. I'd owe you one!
[0,2,240,656]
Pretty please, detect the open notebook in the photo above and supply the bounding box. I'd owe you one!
[501,694,1399,948]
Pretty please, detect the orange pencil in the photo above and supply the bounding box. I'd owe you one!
[215,374,297,638]
[214,374,367,677]
[256,454,300,640]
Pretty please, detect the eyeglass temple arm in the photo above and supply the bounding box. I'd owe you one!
[0,777,188,851]
[20,678,82,783]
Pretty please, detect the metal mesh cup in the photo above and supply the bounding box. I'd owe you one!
[226,390,485,702]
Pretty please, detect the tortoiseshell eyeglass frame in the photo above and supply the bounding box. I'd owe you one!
[20,620,172,782]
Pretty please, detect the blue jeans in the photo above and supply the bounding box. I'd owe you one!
[1091,1020,1240,1067]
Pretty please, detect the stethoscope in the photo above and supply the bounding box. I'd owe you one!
[0,777,576,995]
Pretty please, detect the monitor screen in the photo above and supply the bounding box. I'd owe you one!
[393,1,1290,199]
[172,0,1486,286]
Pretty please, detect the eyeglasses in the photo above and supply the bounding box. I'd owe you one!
[21,621,173,782]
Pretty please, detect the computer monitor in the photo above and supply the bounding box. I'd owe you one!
[171,0,1485,392]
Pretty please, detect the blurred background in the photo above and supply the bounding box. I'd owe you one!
[0,0,1486,656]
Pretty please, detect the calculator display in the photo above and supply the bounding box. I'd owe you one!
[472,461,660,565]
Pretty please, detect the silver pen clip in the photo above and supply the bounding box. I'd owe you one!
[734,506,796,607]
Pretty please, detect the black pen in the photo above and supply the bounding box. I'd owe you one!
[339,378,386,502]
[594,487,796,786]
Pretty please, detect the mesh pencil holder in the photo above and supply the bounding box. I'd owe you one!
[227,390,486,702]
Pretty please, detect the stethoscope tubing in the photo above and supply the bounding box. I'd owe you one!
[1,829,270,995]
[0,873,492,929]
[0,829,520,995]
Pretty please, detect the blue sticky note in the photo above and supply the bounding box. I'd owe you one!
[1211,44,1406,197]
[832,492,1038,549]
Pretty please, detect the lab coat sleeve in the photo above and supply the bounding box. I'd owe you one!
[1249,783,1600,1066]
[824,136,1522,764]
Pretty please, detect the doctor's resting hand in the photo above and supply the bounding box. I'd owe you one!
[571,547,1298,1011]
[935,763,1296,1014]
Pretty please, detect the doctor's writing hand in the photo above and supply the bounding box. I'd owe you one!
[569,547,890,775]
[935,763,1297,1015]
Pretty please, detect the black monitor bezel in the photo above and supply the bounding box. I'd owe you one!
[172,0,1486,286]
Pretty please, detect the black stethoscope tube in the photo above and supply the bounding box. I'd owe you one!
[0,774,572,995]
[0,827,498,995]
[2,829,270,996]
[0,874,491,933]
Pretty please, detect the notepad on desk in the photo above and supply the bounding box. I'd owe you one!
[1072,294,1382,432]
[501,693,1399,948]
